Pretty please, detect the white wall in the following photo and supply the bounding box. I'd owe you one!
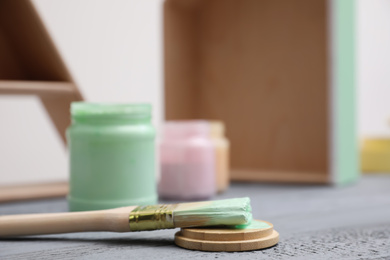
[0,0,163,185]
[357,0,390,137]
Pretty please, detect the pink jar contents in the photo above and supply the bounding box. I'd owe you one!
[159,121,216,200]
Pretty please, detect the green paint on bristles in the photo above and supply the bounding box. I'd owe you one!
[232,220,270,230]
[173,197,252,228]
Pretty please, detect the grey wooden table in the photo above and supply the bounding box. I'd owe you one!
[1,175,390,259]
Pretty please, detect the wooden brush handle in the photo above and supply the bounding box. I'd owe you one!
[0,206,136,236]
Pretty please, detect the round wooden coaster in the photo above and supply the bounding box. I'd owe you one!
[181,220,274,241]
[174,220,279,252]
[175,230,279,252]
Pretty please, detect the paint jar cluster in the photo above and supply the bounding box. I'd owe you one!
[67,102,230,211]
[159,120,230,200]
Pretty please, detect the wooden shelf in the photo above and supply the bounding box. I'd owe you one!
[165,0,330,183]
[0,182,68,203]
[230,169,329,184]
[0,0,83,144]
[0,80,76,97]
[0,0,83,194]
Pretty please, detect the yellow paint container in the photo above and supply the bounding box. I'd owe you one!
[210,121,230,193]
[361,138,390,173]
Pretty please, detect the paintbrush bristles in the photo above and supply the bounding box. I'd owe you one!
[173,197,252,228]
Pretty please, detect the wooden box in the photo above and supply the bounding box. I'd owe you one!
[0,0,82,201]
[0,0,82,143]
[164,0,358,184]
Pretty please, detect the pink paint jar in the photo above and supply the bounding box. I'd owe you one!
[159,121,216,200]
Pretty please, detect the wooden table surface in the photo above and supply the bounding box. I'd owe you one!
[1,175,390,259]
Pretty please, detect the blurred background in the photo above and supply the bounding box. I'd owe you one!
[0,0,163,185]
[0,0,389,186]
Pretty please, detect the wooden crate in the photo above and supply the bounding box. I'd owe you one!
[0,0,83,143]
[164,0,357,184]
[0,0,82,200]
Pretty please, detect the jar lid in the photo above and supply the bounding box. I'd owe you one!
[163,120,210,139]
[71,102,151,119]
[209,121,225,138]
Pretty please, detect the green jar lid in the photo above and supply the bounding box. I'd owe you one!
[71,102,151,119]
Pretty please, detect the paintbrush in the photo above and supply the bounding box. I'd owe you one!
[0,197,252,237]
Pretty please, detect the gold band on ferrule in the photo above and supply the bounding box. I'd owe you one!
[129,204,178,231]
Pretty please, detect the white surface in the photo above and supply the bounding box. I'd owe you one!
[357,0,390,137]
[0,0,163,185]
[0,97,67,185]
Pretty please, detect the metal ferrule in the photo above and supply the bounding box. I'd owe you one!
[129,204,178,231]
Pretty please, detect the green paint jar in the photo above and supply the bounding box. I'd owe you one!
[67,103,157,211]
